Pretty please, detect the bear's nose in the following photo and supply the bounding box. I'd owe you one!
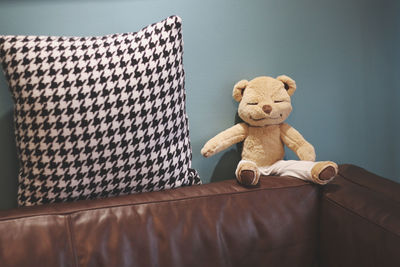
[262,105,272,114]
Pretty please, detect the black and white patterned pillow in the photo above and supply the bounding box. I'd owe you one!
[0,15,201,207]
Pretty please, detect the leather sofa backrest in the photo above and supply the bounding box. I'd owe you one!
[0,176,319,267]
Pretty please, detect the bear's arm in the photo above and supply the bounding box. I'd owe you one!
[201,123,248,158]
[280,123,316,161]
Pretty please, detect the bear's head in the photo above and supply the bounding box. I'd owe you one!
[232,75,296,127]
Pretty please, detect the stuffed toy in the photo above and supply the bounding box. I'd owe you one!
[201,75,338,186]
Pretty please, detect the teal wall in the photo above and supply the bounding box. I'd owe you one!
[0,0,399,210]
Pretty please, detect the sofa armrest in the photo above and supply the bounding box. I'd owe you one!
[319,164,400,267]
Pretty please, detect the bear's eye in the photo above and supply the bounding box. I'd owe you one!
[274,100,284,103]
[247,102,258,105]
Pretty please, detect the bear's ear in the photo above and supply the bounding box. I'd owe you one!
[232,80,249,102]
[276,75,296,96]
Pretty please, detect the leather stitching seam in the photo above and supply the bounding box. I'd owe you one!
[66,215,79,267]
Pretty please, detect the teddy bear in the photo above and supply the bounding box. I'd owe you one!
[201,75,338,186]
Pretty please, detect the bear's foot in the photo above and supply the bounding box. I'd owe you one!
[311,161,338,185]
[240,170,258,186]
[236,161,260,187]
[319,166,336,180]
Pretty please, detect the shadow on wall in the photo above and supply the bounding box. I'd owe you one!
[0,109,18,210]
[210,149,241,183]
[210,113,243,183]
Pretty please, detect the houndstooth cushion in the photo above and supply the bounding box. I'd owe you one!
[0,15,201,206]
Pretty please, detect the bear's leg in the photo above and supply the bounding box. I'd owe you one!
[259,160,338,185]
[235,160,260,187]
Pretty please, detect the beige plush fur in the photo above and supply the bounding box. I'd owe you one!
[201,75,338,185]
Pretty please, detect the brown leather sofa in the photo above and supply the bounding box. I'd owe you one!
[0,164,399,267]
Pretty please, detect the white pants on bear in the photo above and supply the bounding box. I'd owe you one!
[235,159,317,182]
